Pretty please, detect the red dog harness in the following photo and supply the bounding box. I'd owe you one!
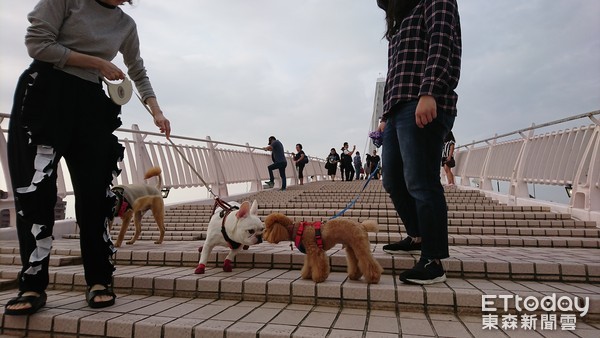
[111,187,131,218]
[292,221,324,254]
[117,201,129,218]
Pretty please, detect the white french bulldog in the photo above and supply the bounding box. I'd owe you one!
[194,200,264,274]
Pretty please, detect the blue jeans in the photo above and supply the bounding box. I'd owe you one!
[382,101,455,260]
[268,161,287,189]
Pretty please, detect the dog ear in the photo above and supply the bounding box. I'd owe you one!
[250,200,258,216]
[236,201,251,219]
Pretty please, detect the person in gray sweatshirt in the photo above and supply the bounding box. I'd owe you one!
[5,0,171,315]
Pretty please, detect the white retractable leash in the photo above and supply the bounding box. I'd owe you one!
[133,91,224,201]
[102,75,224,200]
[103,77,133,105]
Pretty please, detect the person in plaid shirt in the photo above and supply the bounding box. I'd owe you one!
[377,0,461,285]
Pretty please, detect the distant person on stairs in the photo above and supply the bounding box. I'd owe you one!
[263,136,287,191]
[353,151,363,180]
[293,143,308,185]
[369,150,381,180]
[377,0,462,285]
[342,142,356,181]
[442,131,456,186]
[325,148,341,181]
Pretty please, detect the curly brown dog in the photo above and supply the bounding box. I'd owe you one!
[264,213,383,283]
[109,167,165,247]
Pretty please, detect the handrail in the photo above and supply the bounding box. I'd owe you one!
[458,110,600,148]
[1,112,329,227]
[454,109,599,223]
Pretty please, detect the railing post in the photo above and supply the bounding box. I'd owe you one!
[0,123,16,228]
[245,143,262,192]
[457,143,472,187]
[479,136,497,191]
[508,125,536,204]
[571,123,600,214]
[288,152,298,187]
[131,124,154,183]
[206,136,229,197]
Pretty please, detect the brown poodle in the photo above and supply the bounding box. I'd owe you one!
[264,213,383,283]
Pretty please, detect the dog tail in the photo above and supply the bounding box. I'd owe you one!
[144,167,162,189]
[360,220,379,233]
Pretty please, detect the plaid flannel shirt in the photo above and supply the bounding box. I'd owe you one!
[383,0,462,118]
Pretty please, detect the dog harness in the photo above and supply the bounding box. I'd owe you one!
[288,221,324,254]
[112,187,131,218]
[212,198,242,250]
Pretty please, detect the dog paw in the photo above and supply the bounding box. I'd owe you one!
[194,264,206,274]
[154,240,163,244]
[223,259,232,272]
[126,241,134,245]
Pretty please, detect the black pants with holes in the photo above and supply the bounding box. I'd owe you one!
[7,61,124,293]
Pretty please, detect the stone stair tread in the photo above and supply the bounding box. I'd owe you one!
[5,288,597,338]
[0,254,81,267]
[1,268,598,316]
[1,240,587,282]
[0,278,17,290]
[1,183,598,337]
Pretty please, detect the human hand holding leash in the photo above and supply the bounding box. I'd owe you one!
[135,92,171,139]
[145,96,171,138]
[98,59,125,81]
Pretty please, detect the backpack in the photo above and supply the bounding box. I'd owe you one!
[300,154,309,164]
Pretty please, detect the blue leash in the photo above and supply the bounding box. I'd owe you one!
[329,162,381,220]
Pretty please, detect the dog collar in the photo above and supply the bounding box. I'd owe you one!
[293,221,323,254]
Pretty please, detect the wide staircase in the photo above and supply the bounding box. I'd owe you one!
[0,181,599,337]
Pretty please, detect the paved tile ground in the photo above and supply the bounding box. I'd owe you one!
[2,288,599,337]
[0,182,598,337]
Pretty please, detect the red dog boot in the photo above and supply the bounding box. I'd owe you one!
[223,259,233,272]
[194,263,205,274]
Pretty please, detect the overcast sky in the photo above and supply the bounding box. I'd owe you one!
[1,0,599,159]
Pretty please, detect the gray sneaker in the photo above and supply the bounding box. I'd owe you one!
[382,237,421,255]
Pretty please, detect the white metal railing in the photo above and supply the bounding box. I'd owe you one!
[454,110,600,223]
[0,112,328,227]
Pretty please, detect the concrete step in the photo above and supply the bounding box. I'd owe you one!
[380,233,600,248]
[1,183,598,337]
[0,254,81,268]
[64,230,600,250]
[3,240,596,282]
[251,208,572,220]
[0,265,598,319]
[5,288,598,338]
[169,203,552,213]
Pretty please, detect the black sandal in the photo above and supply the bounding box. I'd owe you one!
[86,286,116,309]
[5,291,47,316]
